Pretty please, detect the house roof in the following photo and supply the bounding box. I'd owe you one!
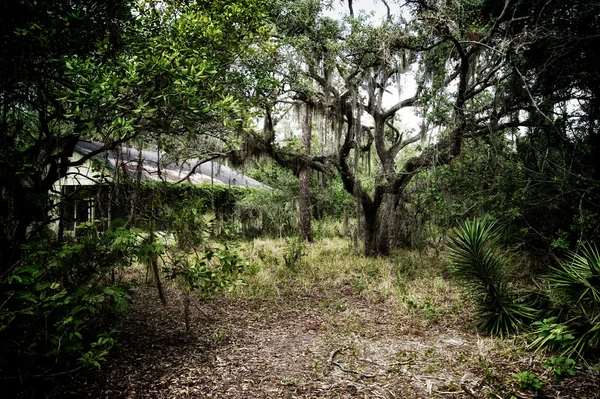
[74,141,266,189]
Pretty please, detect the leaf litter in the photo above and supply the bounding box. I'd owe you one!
[54,281,599,398]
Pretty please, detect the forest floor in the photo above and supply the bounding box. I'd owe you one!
[55,238,599,399]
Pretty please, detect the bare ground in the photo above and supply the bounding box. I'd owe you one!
[53,280,599,399]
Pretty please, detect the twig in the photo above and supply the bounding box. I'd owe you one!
[514,66,554,125]
[332,362,377,379]
[358,357,414,367]
[406,370,423,383]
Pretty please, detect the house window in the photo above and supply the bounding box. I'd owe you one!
[61,186,96,232]
[62,186,75,231]
[75,198,94,224]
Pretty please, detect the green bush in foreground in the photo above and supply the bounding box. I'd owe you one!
[448,218,536,336]
[539,244,600,358]
[0,223,136,381]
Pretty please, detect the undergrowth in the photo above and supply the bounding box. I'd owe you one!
[233,237,463,318]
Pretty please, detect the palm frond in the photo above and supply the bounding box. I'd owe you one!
[448,218,536,336]
[543,243,600,358]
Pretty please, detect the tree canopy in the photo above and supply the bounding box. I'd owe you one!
[2,0,600,391]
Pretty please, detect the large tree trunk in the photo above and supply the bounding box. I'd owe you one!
[389,192,412,249]
[299,104,313,242]
[362,198,390,257]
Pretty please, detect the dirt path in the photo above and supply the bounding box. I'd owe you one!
[56,284,599,398]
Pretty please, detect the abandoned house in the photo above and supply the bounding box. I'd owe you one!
[53,140,264,236]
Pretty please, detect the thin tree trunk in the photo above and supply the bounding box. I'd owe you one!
[58,187,65,242]
[152,254,166,305]
[343,207,349,237]
[126,147,144,229]
[148,223,166,305]
[183,290,190,332]
[299,103,313,242]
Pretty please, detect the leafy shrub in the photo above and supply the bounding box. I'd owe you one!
[311,218,346,240]
[540,243,600,358]
[283,236,306,271]
[529,317,575,352]
[448,218,537,335]
[162,199,246,331]
[237,187,298,238]
[164,242,246,300]
[0,223,136,382]
[125,180,249,226]
[543,356,576,381]
[239,162,354,238]
[513,371,544,391]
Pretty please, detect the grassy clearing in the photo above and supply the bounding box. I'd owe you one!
[235,237,466,319]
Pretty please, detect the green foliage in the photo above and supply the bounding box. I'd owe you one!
[513,371,544,391]
[410,139,527,245]
[0,0,268,394]
[238,162,354,238]
[238,187,299,238]
[0,224,137,379]
[530,317,575,352]
[2,0,272,379]
[237,163,298,237]
[60,0,273,139]
[130,181,250,226]
[543,356,576,381]
[448,218,537,335]
[411,131,600,254]
[283,236,306,271]
[539,244,600,358]
[547,244,600,318]
[311,218,347,240]
[551,230,570,252]
[310,175,355,221]
[164,243,245,299]
[79,330,118,369]
[162,198,246,299]
[0,0,272,275]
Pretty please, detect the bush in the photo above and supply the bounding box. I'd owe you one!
[119,180,250,231]
[448,218,537,336]
[0,223,136,384]
[237,187,298,238]
[238,162,355,238]
[529,317,576,352]
[543,356,576,381]
[513,371,544,392]
[162,198,246,331]
[539,243,600,358]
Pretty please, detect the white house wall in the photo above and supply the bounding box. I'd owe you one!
[56,152,113,187]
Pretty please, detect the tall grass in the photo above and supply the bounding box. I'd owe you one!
[232,238,461,319]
